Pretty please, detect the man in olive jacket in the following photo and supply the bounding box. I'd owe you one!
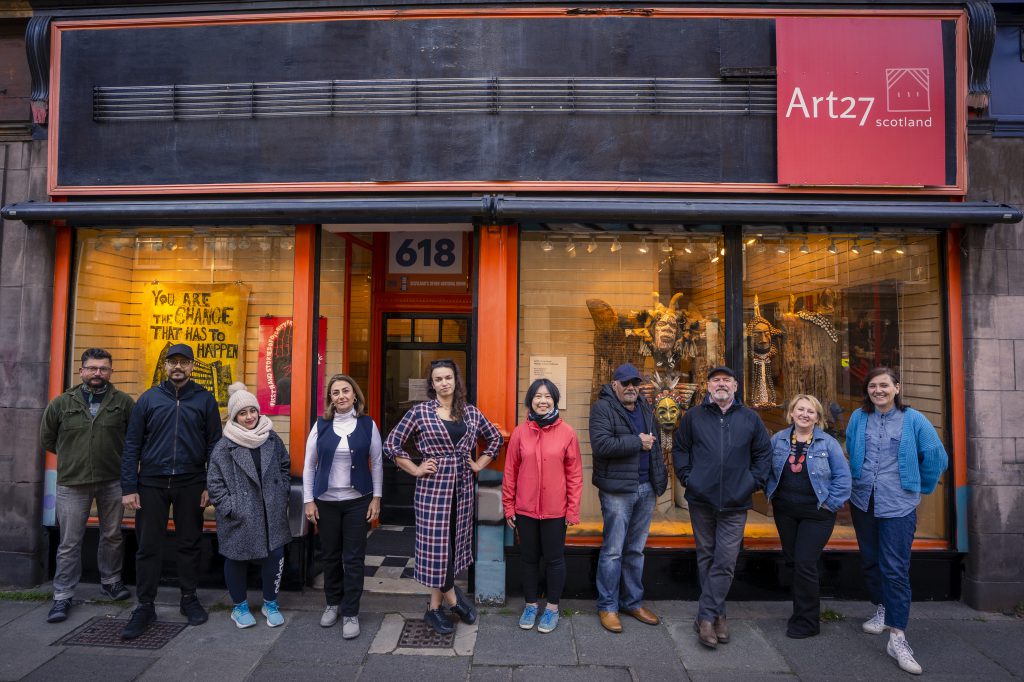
[589,363,668,634]
[40,348,135,623]
[672,365,772,649]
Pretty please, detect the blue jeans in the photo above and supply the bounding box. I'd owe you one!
[596,482,655,612]
[851,496,916,631]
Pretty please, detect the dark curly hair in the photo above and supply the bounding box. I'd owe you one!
[427,359,467,421]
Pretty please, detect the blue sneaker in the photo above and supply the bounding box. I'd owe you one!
[261,600,285,627]
[538,608,560,633]
[230,602,256,629]
[519,604,539,630]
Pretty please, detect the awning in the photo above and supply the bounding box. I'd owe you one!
[2,196,1020,226]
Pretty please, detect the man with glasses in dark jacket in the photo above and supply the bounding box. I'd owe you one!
[120,343,222,639]
[673,366,772,649]
[589,363,668,634]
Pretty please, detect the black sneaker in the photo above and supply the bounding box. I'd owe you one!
[424,607,454,635]
[179,594,208,626]
[122,603,156,640]
[449,585,477,624]
[99,581,131,601]
[46,598,73,623]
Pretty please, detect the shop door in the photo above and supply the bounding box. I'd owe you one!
[380,313,473,525]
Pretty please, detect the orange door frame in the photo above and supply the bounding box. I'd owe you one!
[288,224,317,477]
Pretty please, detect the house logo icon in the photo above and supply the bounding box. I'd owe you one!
[886,68,931,113]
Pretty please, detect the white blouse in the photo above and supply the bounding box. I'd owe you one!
[302,410,383,503]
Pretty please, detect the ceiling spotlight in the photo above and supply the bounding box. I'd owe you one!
[638,238,649,254]
[799,238,810,255]
[541,238,554,252]
[566,238,576,254]
[873,242,884,255]
[776,241,788,255]
[167,239,179,251]
[587,237,598,254]
[827,239,838,254]
[683,239,693,254]
[258,238,272,252]
[895,238,907,255]
[610,238,622,253]
[745,235,758,246]
[710,252,720,263]
[850,239,861,255]
[282,238,294,251]
[720,246,726,256]
[187,237,198,252]
[660,238,673,253]
[151,240,164,252]
[239,236,252,250]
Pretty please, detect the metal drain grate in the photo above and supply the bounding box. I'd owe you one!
[57,616,188,650]
[397,619,455,648]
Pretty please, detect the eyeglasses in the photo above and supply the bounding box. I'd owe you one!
[620,379,643,387]
[81,366,112,374]
[429,358,455,367]
[165,358,193,368]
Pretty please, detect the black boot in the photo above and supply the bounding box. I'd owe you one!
[448,585,477,624]
[424,607,454,635]
[122,603,156,640]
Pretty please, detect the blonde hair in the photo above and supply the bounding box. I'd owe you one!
[784,394,828,429]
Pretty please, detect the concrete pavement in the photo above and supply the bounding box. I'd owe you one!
[1,583,1021,681]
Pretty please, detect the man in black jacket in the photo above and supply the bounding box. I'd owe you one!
[672,365,771,649]
[589,363,668,634]
[120,344,222,639]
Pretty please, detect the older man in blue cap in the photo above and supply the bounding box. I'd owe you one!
[589,362,668,633]
[120,344,222,640]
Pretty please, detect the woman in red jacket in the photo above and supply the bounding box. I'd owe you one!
[503,378,583,634]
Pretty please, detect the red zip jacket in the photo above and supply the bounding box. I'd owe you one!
[502,418,583,524]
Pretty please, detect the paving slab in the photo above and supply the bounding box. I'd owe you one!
[573,612,680,668]
[666,618,790,674]
[686,672,798,682]
[262,610,383,664]
[884,619,1016,681]
[628,661,694,681]
[468,665,514,682]
[0,601,42,629]
[472,612,577,666]
[247,662,359,682]
[948,619,1024,678]
[357,653,471,681]
[511,665,633,682]
[20,651,154,682]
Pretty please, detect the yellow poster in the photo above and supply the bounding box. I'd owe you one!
[141,282,251,413]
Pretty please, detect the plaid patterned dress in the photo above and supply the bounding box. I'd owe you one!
[383,399,503,588]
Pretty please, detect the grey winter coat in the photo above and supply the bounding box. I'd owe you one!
[207,432,291,561]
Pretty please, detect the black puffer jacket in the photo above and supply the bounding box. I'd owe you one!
[671,396,772,511]
[121,380,222,494]
[589,384,668,496]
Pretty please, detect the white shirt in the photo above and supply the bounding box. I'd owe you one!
[302,410,383,503]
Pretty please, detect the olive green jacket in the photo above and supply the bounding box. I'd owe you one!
[40,384,135,486]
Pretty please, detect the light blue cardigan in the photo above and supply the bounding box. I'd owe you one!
[846,407,948,494]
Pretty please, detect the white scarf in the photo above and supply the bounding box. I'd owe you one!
[223,415,273,449]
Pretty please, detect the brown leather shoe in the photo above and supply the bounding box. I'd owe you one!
[622,606,660,625]
[713,615,729,643]
[599,611,623,633]
[694,619,718,648]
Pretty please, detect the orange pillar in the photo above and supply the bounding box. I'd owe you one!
[43,224,73,526]
[946,227,969,552]
[474,224,518,467]
[289,225,317,476]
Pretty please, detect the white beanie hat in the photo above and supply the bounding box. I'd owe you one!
[227,382,259,423]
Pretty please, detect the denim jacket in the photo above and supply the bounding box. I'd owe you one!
[766,426,852,512]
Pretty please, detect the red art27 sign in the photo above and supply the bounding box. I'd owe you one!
[776,17,947,187]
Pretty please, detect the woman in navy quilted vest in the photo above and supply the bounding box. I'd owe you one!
[302,374,383,640]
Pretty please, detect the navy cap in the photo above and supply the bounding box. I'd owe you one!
[165,344,195,361]
[613,363,642,383]
[707,366,737,380]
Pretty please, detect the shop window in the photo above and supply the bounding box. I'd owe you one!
[518,231,725,539]
[319,229,373,403]
[69,227,296,521]
[742,230,948,542]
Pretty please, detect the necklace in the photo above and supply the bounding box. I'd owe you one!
[796,309,839,343]
[788,430,811,473]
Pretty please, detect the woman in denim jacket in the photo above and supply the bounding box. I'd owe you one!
[766,394,851,639]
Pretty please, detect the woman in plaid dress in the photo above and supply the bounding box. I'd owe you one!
[383,359,503,635]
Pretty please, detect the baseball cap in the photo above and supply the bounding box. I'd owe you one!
[613,363,642,383]
[165,344,195,361]
[707,366,737,380]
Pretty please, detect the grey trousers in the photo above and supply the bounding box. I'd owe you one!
[689,501,747,622]
[53,481,125,600]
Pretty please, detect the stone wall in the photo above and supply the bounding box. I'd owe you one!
[0,139,52,587]
[962,133,1024,612]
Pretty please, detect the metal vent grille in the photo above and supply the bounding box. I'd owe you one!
[93,77,777,122]
[397,619,456,648]
[57,616,187,650]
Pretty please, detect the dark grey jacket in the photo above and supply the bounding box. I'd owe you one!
[207,432,291,561]
[588,384,668,496]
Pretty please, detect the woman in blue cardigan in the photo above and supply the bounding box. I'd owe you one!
[846,367,948,676]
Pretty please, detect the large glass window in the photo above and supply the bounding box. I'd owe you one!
[319,229,374,400]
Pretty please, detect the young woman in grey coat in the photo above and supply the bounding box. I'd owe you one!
[207,383,291,629]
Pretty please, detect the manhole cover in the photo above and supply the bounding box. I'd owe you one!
[397,619,455,648]
[57,616,188,650]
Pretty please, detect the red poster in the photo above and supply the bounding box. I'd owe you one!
[776,17,947,187]
[258,316,327,415]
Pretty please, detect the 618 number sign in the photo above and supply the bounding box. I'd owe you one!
[387,232,464,275]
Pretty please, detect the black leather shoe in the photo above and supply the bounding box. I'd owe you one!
[122,603,156,640]
[424,607,454,635]
[100,581,131,601]
[179,594,208,626]
[448,585,477,624]
[46,599,72,623]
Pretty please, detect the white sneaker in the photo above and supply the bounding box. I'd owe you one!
[888,634,923,675]
[342,616,360,639]
[320,605,339,627]
[863,604,887,634]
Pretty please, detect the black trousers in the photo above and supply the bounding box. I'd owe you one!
[517,515,567,605]
[317,495,370,616]
[441,488,457,593]
[772,497,836,636]
[223,546,285,604]
[134,481,206,604]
